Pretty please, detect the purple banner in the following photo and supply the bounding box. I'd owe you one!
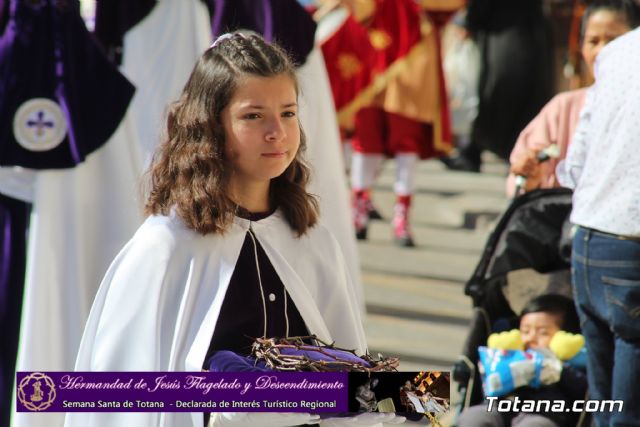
[16,372,348,412]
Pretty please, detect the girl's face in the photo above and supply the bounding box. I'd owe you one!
[520,311,561,350]
[222,73,300,189]
[581,10,631,77]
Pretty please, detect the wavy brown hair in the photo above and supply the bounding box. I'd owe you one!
[145,32,318,236]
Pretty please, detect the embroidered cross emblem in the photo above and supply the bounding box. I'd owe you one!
[13,98,67,151]
[26,111,55,137]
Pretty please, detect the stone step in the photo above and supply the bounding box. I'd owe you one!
[364,220,490,254]
[358,239,481,283]
[367,190,508,230]
[375,158,509,195]
[362,272,472,325]
[364,313,468,371]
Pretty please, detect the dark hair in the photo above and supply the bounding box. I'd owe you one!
[145,32,319,235]
[520,294,581,334]
[581,0,640,39]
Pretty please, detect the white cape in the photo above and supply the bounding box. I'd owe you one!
[64,211,367,427]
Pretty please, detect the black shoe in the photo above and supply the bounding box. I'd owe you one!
[394,235,415,247]
[368,206,384,220]
[440,155,481,173]
[355,227,368,240]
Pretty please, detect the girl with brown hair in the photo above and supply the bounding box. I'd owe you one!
[65,32,367,427]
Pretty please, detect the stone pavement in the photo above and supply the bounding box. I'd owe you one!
[355,155,510,425]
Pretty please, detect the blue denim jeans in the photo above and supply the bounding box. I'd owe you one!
[572,226,640,426]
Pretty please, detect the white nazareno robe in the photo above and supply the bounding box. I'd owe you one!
[64,210,366,427]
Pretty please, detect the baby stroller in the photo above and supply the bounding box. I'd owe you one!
[451,188,589,426]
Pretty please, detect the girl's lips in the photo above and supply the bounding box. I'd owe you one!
[261,151,287,158]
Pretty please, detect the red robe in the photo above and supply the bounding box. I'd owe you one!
[320,0,454,158]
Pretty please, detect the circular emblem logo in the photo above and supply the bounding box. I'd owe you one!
[13,98,68,152]
[17,372,57,411]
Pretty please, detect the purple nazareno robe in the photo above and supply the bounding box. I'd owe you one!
[0,0,135,169]
[205,0,317,67]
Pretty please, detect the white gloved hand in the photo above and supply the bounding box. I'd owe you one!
[321,413,406,426]
[210,412,321,427]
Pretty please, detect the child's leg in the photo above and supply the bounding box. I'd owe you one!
[387,112,423,247]
[342,138,352,174]
[350,108,386,239]
[393,152,417,247]
[350,152,384,239]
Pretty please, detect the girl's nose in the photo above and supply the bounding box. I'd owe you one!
[265,117,285,142]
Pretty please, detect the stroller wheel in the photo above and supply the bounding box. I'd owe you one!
[452,359,471,384]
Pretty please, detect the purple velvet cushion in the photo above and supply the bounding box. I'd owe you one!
[206,350,269,372]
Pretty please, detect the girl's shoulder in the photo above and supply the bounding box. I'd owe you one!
[250,210,335,243]
[112,215,199,266]
[131,213,238,255]
[252,212,343,260]
[136,214,198,244]
[299,220,341,251]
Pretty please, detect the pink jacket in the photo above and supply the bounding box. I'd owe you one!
[506,88,587,196]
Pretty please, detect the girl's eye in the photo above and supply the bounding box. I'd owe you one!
[244,113,260,120]
[282,111,296,118]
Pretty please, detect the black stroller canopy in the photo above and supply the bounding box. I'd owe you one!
[465,188,573,301]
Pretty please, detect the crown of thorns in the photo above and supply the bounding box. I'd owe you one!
[251,335,399,373]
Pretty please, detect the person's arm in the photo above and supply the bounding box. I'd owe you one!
[73,224,182,371]
[507,94,562,196]
[65,222,200,427]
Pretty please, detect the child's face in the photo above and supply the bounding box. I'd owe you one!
[581,10,630,77]
[519,312,561,350]
[222,73,300,189]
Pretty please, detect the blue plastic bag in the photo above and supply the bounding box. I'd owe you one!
[478,347,546,397]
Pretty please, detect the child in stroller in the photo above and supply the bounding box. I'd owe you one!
[452,188,593,426]
[457,294,588,427]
